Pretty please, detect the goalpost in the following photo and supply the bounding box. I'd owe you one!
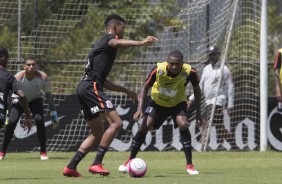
[260,0,268,152]
[0,0,265,152]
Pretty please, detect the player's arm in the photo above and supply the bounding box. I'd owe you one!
[10,74,31,132]
[274,68,282,102]
[15,89,30,119]
[133,67,156,121]
[104,79,137,103]
[14,89,32,133]
[189,68,203,127]
[40,71,59,128]
[108,36,158,48]
[188,67,204,106]
[39,71,56,111]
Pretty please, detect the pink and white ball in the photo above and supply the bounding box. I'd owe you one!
[127,158,147,178]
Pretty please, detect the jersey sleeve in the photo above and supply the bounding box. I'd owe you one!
[42,78,51,93]
[274,51,281,69]
[107,34,117,42]
[145,66,157,87]
[187,67,200,87]
[9,74,21,93]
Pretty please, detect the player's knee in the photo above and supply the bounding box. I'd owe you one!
[113,120,123,131]
[178,121,188,130]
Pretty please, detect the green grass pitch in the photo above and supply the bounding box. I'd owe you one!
[0,151,281,184]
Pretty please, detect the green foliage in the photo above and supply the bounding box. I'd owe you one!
[228,24,260,61]
[0,26,17,49]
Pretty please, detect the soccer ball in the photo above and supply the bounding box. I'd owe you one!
[127,158,147,178]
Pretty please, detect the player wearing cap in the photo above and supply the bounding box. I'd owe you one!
[274,48,282,112]
[188,46,234,149]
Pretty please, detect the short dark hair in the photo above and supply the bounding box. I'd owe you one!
[0,46,9,67]
[168,50,183,61]
[0,46,8,58]
[104,14,125,26]
[24,55,37,63]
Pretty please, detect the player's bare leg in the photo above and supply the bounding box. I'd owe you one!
[63,117,104,177]
[176,115,199,175]
[89,110,123,176]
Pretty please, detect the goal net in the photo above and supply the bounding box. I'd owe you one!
[0,0,261,152]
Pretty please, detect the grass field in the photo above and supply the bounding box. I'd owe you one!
[0,151,281,184]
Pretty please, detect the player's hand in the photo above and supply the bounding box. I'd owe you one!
[133,110,143,122]
[50,110,59,129]
[22,118,32,135]
[187,100,193,111]
[142,36,159,45]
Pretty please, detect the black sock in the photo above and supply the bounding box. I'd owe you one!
[180,129,192,165]
[93,146,108,165]
[67,151,85,170]
[35,121,46,153]
[129,131,147,159]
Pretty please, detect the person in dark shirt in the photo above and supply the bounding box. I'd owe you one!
[0,56,59,160]
[274,48,282,112]
[0,46,31,145]
[118,50,203,175]
[63,14,158,177]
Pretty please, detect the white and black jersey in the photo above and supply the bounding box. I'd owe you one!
[0,67,20,123]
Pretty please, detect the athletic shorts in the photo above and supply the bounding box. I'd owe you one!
[76,80,116,121]
[8,98,44,125]
[144,100,187,129]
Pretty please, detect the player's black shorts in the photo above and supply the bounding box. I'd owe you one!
[144,100,187,129]
[8,98,44,125]
[76,80,116,121]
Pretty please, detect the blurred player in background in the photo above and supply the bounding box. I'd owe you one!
[274,48,282,112]
[0,46,31,135]
[0,56,59,160]
[118,50,203,175]
[63,14,158,177]
[188,46,234,149]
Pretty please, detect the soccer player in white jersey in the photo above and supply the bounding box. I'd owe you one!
[188,46,234,149]
[0,56,59,160]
